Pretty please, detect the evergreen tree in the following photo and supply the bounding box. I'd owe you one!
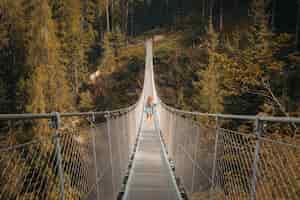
[192,12,224,113]
[0,0,27,113]
[100,28,125,72]
[23,0,72,113]
[51,0,86,104]
[221,0,286,115]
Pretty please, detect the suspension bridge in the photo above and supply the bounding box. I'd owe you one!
[0,40,299,200]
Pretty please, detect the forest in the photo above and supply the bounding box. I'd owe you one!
[1,0,300,135]
[0,0,300,199]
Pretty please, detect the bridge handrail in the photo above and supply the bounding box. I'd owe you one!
[158,99,300,200]
[0,100,142,200]
[159,100,300,123]
[0,103,138,120]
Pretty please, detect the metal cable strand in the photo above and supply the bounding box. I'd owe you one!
[59,125,96,199]
[0,103,142,200]
[255,139,300,199]
[157,105,300,200]
[0,135,61,200]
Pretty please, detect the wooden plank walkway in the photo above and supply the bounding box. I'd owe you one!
[123,115,180,200]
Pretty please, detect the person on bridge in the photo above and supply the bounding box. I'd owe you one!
[145,96,155,120]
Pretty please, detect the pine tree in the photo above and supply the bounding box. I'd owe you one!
[51,0,87,104]
[219,0,223,32]
[101,28,125,72]
[221,0,287,116]
[0,0,27,113]
[24,0,72,113]
[192,17,225,113]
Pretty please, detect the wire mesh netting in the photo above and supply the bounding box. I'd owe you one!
[254,137,300,199]
[0,106,141,200]
[158,103,300,200]
[0,135,61,200]
[158,105,216,199]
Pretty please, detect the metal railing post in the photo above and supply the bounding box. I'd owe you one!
[173,113,178,159]
[105,112,116,200]
[51,112,64,200]
[250,117,263,200]
[117,114,123,181]
[90,112,101,200]
[209,115,220,200]
[122,112,129,171]
[191,124,200,194]
[168,111,173,157]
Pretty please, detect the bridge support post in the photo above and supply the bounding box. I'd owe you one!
[191,124,200,194]
[51,112,65,200]
[172,112,178,160]
[250,118,263,200]
[105,112,116,200]
[90,113,101,200]
[116,113,124,186]
[209,115,220,200]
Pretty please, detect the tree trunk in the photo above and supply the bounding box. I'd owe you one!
[271,0,276,32]
[111,0,114,32]
[120,0,128,34]
[125,1,129,34]
[297,0,300,49]
[106,0,110,32]
[130,2,134,36]
[202,0,206,20]
[219,0,223,31]
[209,0,215,32]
